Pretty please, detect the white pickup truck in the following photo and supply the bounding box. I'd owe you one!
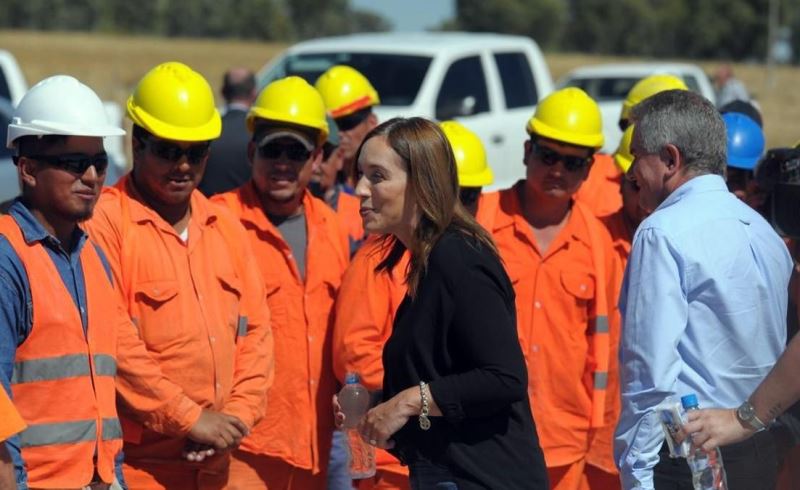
[258,32,555,191]
[557,62,717,154]
[0,49,127,202]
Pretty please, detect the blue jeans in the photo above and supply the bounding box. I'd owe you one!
[409,460,458,490]
[328,430,353,490]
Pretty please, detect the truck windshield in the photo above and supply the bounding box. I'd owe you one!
[263,52,432,107]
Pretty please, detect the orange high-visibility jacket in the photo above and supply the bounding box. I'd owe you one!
[214,184,349,474]
[0,387,24,441]
[490,184,622,469]
[85,175,273,463]
[576,154,623,218]
[337,191,365,248]
[1,215,122,487]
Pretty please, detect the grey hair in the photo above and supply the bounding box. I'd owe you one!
[631,90,726,176]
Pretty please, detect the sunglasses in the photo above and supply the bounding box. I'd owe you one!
[334,109,370,132]
[531,141,594,172]
[257,142,312,162]
[29,153,109,174]
[143,137,210,164]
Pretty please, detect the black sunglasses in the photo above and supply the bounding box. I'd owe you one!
[143,137,210,164]
[29,153,109,174]
[531,141,594,172]
[257,142,312,162]
[334,109,370,132]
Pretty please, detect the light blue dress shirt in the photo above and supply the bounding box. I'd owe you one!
[614,175,792,489]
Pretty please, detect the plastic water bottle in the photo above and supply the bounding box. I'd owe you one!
[681,394,728,490]
[339,372,376,479]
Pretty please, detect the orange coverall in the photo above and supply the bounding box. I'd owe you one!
[85,176,274,489]
[214,184,349,489]
[490,184,622,490]
[576,154,623,218]
[337,191,365,250]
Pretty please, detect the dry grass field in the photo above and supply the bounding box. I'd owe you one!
[1,29,798,146]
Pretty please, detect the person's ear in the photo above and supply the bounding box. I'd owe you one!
[661,144,682,175]
[523,139,531,166]
[247,141,255,167]
[17,156,39,188]
[367,113,378,130]
[131,136,145,161]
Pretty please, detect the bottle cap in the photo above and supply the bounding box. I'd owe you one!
[344,372,360,385]
[681,394,699,409]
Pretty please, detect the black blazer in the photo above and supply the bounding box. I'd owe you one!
[199,107,251,196]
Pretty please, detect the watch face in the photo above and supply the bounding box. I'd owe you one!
[739,403,755,420]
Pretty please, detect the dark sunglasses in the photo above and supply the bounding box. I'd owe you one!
[531,140,594,172]
[257,142,312,162]
[29,153,109,174]
[143,137,210,164]
[334,109,370,132]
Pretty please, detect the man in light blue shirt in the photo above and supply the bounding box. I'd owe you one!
[614,89,792,490]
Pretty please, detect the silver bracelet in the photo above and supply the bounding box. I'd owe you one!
[419,381,431,431]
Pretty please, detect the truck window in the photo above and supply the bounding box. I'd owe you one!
[682,75,702,95]
[436,56,489,121]
[494,52,538,108]
[265,53,432,107]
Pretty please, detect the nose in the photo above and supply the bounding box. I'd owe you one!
[81,164,102,184]
[354,174,370,198]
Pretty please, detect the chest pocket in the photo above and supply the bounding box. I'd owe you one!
[264,275,289,330]
[217,273,243,336]
[133,279,180,348]
[560,271,595,328]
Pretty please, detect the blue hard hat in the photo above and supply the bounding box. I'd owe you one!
[723,112,765,170]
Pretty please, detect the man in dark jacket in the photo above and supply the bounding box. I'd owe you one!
[199,68,256,196]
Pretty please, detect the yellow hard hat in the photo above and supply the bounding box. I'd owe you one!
[527,87,604,149]
[247,76,329,144]
[440,120,494,188]
[127,62,221,142]
[315,65,380,118]
[620,74,688,123]
[614,124,635,174]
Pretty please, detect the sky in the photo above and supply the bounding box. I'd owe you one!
[350,0,455,32]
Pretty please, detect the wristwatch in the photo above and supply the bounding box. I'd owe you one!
[736,401,767,431]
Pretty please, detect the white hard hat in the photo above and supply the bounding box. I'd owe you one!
[7,75,125,149]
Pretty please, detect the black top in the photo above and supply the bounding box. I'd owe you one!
[199,108,252,196]
[383,228,548,490]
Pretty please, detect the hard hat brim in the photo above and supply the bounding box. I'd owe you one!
[727,156,759,171]
[127,96,221,142]
[247,107,329,146]
[459,167,494,188]
[528,119,604,149]
[7,121,126,149]
[614,153,633,174]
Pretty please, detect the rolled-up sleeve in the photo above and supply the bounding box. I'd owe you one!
[614,227,687,489]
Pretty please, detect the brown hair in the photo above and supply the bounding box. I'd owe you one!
[357,117,498,297]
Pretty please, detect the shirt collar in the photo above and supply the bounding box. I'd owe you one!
[655,174,727,213]
[119,174,218,228]
[493,181,592,248]
[8,198,88,252]
[237,182,326,229]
